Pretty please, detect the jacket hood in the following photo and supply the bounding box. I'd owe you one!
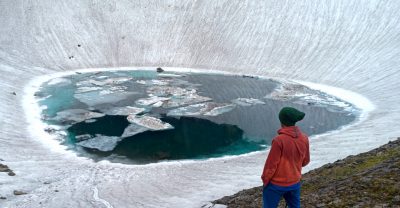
[278,126,301,138]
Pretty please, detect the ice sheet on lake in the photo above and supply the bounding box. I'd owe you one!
[121,123,149,138]
[232,98,266,106]
[76,135,122,151]
[51,109,105,124]
[103,106,146,116]
[47,78,72,86]
[127,115,174,130]
[167,102,235,117]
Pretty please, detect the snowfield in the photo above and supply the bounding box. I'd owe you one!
[1,1,400,207]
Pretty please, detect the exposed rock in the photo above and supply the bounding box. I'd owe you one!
[0,196,6,200]
[156,67,164,73]
[0,163,15,176]
[13,190,27,195]
[0,163,10,172]
[214,138,400,207]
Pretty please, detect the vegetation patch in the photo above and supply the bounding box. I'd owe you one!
[214,138,400,207]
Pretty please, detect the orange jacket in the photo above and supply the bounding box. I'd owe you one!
[261,126,310,187]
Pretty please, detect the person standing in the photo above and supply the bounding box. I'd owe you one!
[261,107,310,208]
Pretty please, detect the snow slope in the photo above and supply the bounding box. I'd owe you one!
[1,1,399,207]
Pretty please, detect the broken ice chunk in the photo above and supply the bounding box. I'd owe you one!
[167,102,235,117]
[76,135,122,151]
[152,101,164,107]
[76,86,102,93]
[265,82,310,101]
[136,79,170,86]
[74,90,136,106]
[89,77,132,86]
[103,106,146,116]
[157,73,183,78]
[52,109,105,124]
[135,96,170,106]
[127,115,174,131]
[232,98,266,106]
[121,124,149,138]
[75,134,92,142]
[167,103,206,116]
[147,86,188,97]
[161,94,212,108]
[204,104,236,116]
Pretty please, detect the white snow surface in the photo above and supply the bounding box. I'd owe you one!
[1,1,400,208]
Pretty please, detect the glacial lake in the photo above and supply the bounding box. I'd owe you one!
[36,69,357,164]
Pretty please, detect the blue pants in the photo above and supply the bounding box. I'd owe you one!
[262,182,301,208]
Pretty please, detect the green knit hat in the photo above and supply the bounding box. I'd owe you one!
[279,107,305,126]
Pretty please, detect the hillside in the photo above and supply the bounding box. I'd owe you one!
[214,138,400,207]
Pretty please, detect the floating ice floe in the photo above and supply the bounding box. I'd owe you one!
[231,98,266,106]
[136,79,170,86]
[99,86,128,95]
[266,82,353,111]
[47,78,72,86]
[121,123,149,138]
[127,115,174,131]
[135,96,170,106]
[265,82,309,101]
[76,135,122,151]
[103,106,146,116]
[74,90,136,106]
[75,134,92,142]
[90,77,132,86]
[76,86,103,93]
[162,94,212,108]
[147,86,189,97]
[51,109,105,124]
[157,73,183,78]
[204,104,236,116]
[76,77,132,87]
[167,102,235,117]
[97,75,108,79]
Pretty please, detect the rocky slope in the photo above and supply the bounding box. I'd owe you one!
[214,138,400,208]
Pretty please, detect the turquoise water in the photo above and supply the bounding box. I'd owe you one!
[37,69,357,164]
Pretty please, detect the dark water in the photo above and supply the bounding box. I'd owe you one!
[37,69,357,164]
